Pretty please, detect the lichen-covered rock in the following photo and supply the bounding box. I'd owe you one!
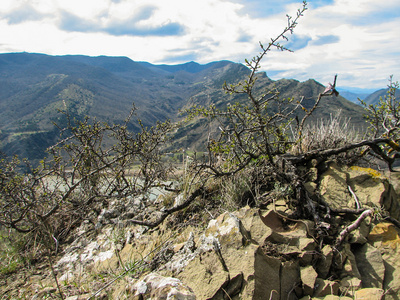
[368,223,400,299]
[44,188,399,300]
[319,164,400,219]
[132,272,196,300]
[205,211,250,249]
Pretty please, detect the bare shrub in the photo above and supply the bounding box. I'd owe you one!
[296,111,362,153]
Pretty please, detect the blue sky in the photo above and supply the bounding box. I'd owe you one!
[0,0,399,90]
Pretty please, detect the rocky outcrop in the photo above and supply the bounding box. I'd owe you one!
[45,207,399,299]
[131,273,196,299]
[368,222,400,298]
[7,165,400,299]
[320,164,400,219]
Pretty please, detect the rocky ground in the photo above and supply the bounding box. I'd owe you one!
[1,164,400,299]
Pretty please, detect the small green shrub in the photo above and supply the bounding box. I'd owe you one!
[219,170,256,210]
[0,229,30,276]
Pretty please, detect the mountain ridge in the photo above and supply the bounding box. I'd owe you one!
[0,52,377,160]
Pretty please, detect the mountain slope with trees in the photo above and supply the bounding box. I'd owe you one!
[0,53,366,159]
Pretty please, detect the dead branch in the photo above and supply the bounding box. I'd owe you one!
[335,209,373,248]
[127,186,206,228]
[286,138,400,170]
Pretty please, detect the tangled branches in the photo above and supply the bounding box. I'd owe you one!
[0,105,177,252]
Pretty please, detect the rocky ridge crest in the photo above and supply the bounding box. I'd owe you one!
[2,164,400,299]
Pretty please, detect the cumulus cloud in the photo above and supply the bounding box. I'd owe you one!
[0,0,398,88]
[261,0,400,88]
[310,35,340,46]
[58,5,186,37]
[236,31,252,43]
[106,21,185,36]
[235,0,334,17]
[284,34,312,51]
[59,11,97,32]
[2,4,48,24]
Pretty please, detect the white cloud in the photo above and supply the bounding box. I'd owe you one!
[262,0,400,88]
[54,0,110,18]
[0,0,398,89]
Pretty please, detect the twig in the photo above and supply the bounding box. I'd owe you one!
[48,253,64,300]
[221,288,233,300]
[269,289,278,300]
[213,238,229,273]
[335,209,373,248]
[347,185,361,209]
[127,186,206,228]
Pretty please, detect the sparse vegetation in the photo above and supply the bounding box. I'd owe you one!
[1,1,400,298]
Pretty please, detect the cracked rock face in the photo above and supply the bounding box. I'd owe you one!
[49,204,400,299]
[25,165,400,299]
[320,164,400,219]
[132,273,196,300]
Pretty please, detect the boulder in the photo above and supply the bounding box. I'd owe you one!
[177,208,304,299]
[300,265,318,296]
[353,288,384,300]
[354,243,385,289]
[347,214,371,245]
[319,164,400,219]
[280,260,301,299]
[319,164,353,209]
[205,211,251,250]
[177,243,284,300]
[251,249,282,300]
[261,210,316,258]
[65,295,92,300]
[368,223,400,299]
[176,246,230,299]
[382,171,400,219]
[236,207,273,245]
[316,245,333,279]
[313,278,339,297]
[321,296,352,300]
[132,272,196,300]
[48,193,399,300]
[334,243,361,280]
[339,276,362,297]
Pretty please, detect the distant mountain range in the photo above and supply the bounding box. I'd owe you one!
[0,53,383,160]
[337,87,399,104]
[362,88,400,105]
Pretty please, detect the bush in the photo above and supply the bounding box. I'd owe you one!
[0,105,177,256]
